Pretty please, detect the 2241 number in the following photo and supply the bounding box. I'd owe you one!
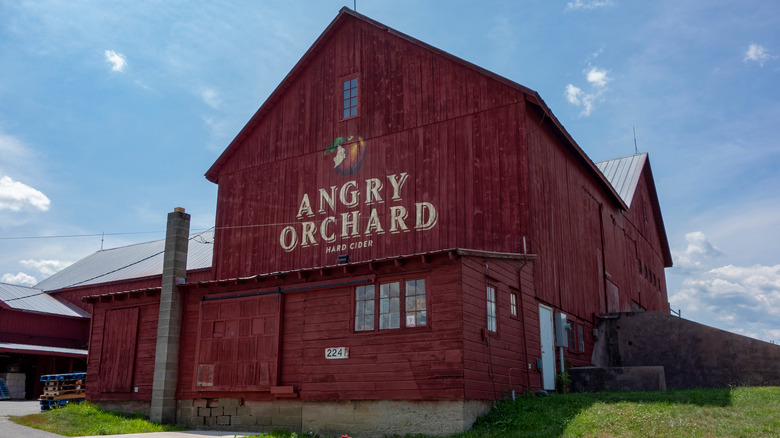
[325,347,349,359]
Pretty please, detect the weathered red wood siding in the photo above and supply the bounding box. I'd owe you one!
[86,294,160,401]
[458,255,561,397]
[177,254,467,401]
[211,16,530,279]
[525,104,669,323]
[0,308,88,349]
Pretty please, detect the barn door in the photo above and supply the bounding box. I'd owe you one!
[100,307,139,393]
[538,305,556,390]
[194,293,281,392]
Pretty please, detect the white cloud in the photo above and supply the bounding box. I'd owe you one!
[566,66,612,116]
[586,66,611,88]
[104,49,127,72]
[671,231,723,273]
[20,259,72,277]
[565,0,612,12]
[1,272,37,286]
[744,44,771,66]
[669,232,780,343]
[0,176,51,212]
[201,88,221,109]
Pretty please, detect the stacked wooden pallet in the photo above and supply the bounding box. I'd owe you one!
[39,372,87,411]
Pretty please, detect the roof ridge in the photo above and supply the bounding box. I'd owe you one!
[596,152,648,164]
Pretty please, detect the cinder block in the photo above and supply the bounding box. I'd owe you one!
[249,403,275,420]
[193,399,208,408]
[207,398,220,407]
[197,407,210,417]
[217,416,231,426]
[277,402,302,418]
[188,416,205,427]
[205,416,217,426]
[210,407,224,417]
[223,406,237,416]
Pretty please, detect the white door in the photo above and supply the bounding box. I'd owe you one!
[539,305,556,390]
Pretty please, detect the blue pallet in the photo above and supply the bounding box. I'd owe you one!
[40,372,87,382]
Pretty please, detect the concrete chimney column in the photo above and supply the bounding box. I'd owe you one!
[150,207,190,424]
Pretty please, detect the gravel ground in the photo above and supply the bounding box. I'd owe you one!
[0,400,63,437]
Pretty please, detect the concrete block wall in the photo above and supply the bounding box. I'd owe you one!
[593,311,780,389]
[177,398,491,437]
[0,373,25,399]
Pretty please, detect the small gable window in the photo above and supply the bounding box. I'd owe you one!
[343,77,358,119]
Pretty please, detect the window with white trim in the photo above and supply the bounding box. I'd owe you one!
[487,285,497,332]
[355,284,375,331]
[510,292,517,317]
[355,278,427,332]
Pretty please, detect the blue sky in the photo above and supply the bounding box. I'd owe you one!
[1,1,778,342]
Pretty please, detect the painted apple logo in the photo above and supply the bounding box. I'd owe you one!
[324,135,367,176]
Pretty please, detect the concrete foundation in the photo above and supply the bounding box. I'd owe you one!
[570,366,666,392]
[177,398,491,437]
[593,312,780,389]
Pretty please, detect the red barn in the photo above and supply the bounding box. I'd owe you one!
[44,8,672,436]
[0,282,89,399]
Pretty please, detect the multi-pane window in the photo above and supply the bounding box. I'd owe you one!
[405,279,427,327]
[487,285,497,332]
[355,285,375,331]
[343,77,358,118]
[379,282,400,329]
[355,278,426,332]
[510,293,517,317]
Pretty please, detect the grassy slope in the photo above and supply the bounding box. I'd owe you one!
[11,402,184,437]
[10,387,780,437]
[456,386,780,438]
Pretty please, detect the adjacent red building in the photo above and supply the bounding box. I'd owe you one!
[43,8,671,436]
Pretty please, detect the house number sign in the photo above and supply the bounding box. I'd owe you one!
[325,347,349,359]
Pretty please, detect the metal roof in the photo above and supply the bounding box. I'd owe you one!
[0,282,89,318]
[35,230,214,292]
[595,153,647,207]
[0,342,88,357]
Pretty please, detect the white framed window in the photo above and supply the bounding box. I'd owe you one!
[510,293,517,317]
[355,285,375,331]
[355,278,427,332]
[405,279,427,327]
[487,285,497,332]
[379,282,401,329]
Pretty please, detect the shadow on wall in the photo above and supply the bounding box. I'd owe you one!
[592,312,780,389]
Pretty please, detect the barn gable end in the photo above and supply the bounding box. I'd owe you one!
[67,8,678,437]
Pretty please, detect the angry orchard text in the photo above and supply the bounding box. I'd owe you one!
[279,172,438,252]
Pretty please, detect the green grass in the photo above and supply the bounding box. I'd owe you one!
[10,387,780,437]
[10,401,185,436]
[454,386,780,438]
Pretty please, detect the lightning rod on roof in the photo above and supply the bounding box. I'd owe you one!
[633,126,638,154]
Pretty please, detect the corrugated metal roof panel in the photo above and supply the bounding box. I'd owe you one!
[0,342,88,356]
[0,283,89,317]
[35,230,214,292]
[595,153,647,207]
